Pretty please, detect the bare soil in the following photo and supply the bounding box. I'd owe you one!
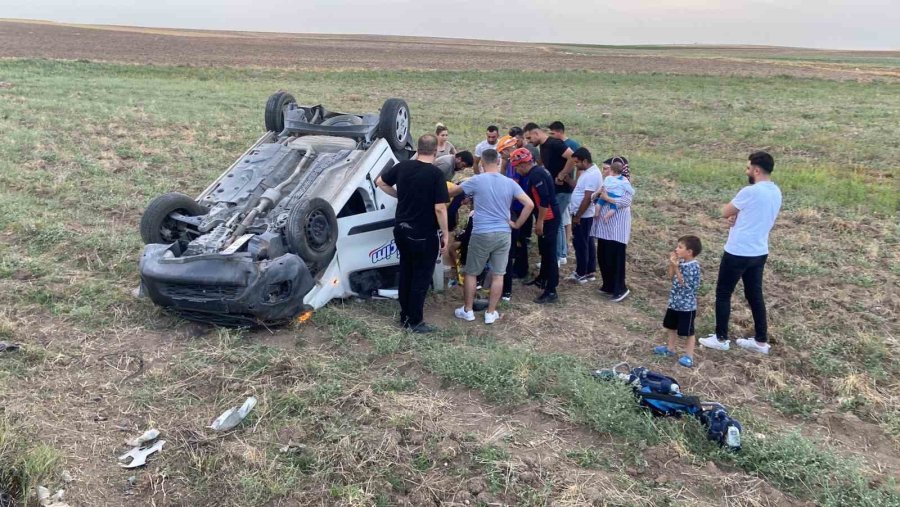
[2,19,899,81]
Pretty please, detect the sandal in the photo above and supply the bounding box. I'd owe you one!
[653,345,675,357]
[678,355,694,368]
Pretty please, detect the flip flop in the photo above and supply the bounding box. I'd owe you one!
[653,345,675,357]
[678,355,694,368]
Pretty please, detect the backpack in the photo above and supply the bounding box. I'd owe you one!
[699,402,743,451]
[594,363,702,417]
[593,362,742,450]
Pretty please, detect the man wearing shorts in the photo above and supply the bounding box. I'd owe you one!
[450,149,534,324]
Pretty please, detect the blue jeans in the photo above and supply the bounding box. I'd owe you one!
[555,192,571,259]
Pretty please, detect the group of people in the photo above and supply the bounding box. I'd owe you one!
[376,123,782,369]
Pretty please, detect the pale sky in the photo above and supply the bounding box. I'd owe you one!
[2,0,898,50]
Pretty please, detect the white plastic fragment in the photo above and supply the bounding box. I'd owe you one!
[37,486,50,504]
[118,440,165,468]
[126,428,160,447]
[208,396,257,431]
[36,487,69,507]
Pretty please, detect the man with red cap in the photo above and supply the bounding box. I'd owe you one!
[510,148,560,303]
[497,135,529,300]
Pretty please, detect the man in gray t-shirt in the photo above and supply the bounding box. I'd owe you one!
[449,149,533,324]
[432,151,474,181]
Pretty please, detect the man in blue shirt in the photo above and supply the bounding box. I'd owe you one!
[449,149,534,324]
[511,148,561,304]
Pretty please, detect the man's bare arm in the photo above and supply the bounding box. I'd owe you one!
[722,202,739,218]
[375,176,398,198]
[511,193,534,229]
[574,191,593,219]
[434,203,449,253]
[556,148,576,182]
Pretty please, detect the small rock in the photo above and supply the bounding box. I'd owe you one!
[518,471,537,484]
[625,467,639,476]
[127,476,137,486]
[476,491,495,504]
[654,474,669,484]
[467,477,486,495]
[61,470,74,483]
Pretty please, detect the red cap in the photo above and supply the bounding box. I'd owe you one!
[509,148,533,165]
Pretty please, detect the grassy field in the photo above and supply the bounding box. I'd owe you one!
[0,58,898,506]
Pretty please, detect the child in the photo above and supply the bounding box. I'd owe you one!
[653,235,703,368]
[593,159,634,222]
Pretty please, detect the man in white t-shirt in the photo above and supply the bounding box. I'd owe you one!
[700,151,782,355]
[473,125,500,174]
[569,148,601,283]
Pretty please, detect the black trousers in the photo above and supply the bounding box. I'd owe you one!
[536,217,559,293]
[394,225,439,327]
[572,216,596,276]
[503,211,533,294]
[597,238,627,296]
[715,251,769,342]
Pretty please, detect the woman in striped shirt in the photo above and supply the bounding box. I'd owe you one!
[591,159,634,302]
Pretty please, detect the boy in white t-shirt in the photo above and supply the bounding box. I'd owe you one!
[700,151,782,355]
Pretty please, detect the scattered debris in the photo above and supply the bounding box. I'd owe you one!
[126,428,160,447]
[0,341,21,353]
[279,441,306,454]
[118,440,165,468]
[60,470,74,484]
[209,396,257,431]
[374,289,399,299]
[36,486,69,507]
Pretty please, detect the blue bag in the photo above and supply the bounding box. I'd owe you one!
[593,363,742,450]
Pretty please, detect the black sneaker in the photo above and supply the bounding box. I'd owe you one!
[406,322,438,334]
[501,292,512,301]
[524,278,545,288]
[610,289,630,302]
[534,292,559,304]
[598,288,613,296]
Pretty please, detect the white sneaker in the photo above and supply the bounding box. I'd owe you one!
[535,262,542,269]
[454,306,475,322]
[484,311,500,324]
[558,257,568,266]
[736,338,770,354]
[699,335,730,351]
[564,273,579,282]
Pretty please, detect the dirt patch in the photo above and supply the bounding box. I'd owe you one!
[2,20,898,81]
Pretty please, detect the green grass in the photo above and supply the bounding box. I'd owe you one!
[0,416,62,504]
[0,58,898,504]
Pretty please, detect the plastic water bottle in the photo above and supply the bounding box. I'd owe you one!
[726,426,741,449]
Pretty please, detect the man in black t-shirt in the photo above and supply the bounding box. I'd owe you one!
[511,148,560,304]
[376,135,450,333]
[524,123,575,267]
